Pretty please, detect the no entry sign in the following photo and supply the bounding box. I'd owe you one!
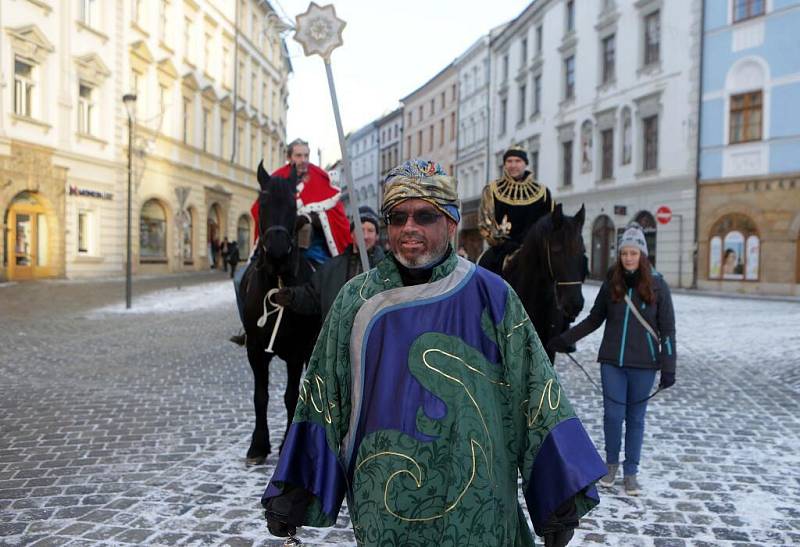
[656,206,672,225]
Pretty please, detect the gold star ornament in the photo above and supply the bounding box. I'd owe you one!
[293,2,346,60]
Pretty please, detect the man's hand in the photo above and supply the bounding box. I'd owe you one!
[273,288,294,308]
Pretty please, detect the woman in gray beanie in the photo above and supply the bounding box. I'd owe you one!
[548,222,676,496]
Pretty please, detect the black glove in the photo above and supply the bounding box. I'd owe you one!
[659,370,675,389]
[547,335,575,354]
[263,486,312,538]
[273,288,294,307]
[541,498,579,547]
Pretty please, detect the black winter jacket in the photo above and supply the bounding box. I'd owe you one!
[287,244,385,319]
[561,272,676,373]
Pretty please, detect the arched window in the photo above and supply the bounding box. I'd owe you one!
[591,215,615,279]
[634,210,657,267]
[708,213,759,281]
[237,214,250,251]
[182,207,194,262]
[140,199,167,260]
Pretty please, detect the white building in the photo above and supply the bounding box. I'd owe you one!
[377,107,403,209]
[346,121,380,212]
[0,0,290,281]
[490,0,701,287]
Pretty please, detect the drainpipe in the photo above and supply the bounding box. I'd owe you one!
[230,0,239,164]
[692,0,706,289]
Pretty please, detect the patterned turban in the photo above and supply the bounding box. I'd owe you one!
[382,159,460,223]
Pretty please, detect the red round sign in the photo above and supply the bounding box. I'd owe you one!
[656,206,672,225]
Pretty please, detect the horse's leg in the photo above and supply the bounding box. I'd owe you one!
[245,338,272,465]
[280,356,304,453]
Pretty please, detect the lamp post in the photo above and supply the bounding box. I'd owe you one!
[122,93,137,309]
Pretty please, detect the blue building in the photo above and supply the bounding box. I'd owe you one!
[698,0,800,296]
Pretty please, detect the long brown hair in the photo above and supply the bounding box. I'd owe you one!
[610,253,656,305]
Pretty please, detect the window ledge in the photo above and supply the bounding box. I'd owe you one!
[76,132,108,146]
[11,114,52,131]
[597,176,616,185]
[637,62,662,77]
[203,71,215,82]
[75,255,104,263]
[727,138,763,146]
[636,168,660,178]
[184,58,196,69]
[131,21,150,38]
[529,112,541,122]
[516,119,526,129]
[76,21,109,42]
[25,0,52,15]
[559,97,576,109]
[597,79,617,92]
[159,40,174,54]
[732,14,764,25]
[140,257,168,264]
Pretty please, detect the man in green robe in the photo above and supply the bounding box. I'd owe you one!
[262,159,605,546]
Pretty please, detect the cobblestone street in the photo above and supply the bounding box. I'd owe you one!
[1,276,799,546]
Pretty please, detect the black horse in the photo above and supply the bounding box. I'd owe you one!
[239,163,321,465]
[504,203,587,363]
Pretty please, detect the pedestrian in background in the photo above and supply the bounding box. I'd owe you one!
[227,240,240,279]
[548,223,676,496]
[220,237,230,272]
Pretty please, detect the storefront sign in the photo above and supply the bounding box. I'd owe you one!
[69,186,113,200]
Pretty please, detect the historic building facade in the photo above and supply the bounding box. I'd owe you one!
[0,0,290,281]
[697,0,800,296]
[345,121,380,212]
[490,0,702,288]
[376,107,402,209]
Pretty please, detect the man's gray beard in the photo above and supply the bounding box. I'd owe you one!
[394,238,450,269]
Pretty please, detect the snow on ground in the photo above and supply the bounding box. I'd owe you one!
[86,280,237,317]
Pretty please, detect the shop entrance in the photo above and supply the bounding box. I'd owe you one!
[5,192,51,280]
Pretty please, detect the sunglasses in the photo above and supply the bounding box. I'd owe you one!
[385,209,443,227]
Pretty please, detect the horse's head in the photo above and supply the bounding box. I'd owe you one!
[257,161,298,272]
[542,203,587,322]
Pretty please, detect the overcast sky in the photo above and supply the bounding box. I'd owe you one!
[276,0,531,167]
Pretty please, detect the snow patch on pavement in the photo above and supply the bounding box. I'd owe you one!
[86,280,237,317]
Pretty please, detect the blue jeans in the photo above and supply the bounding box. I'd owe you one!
[600,363,657,476]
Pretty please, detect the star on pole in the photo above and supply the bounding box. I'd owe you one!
[293,2,346,60]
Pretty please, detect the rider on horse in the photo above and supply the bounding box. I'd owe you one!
[478,145,553,275]
[230,139,352,345]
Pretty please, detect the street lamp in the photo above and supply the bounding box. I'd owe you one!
[122,93,137,309]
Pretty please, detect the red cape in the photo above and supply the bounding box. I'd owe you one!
[250,164,352,256]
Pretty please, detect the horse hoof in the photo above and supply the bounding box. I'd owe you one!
[245,455,267,466]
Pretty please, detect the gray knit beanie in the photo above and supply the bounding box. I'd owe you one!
[619,223,648,256]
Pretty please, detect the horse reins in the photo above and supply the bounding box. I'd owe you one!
[559,352,663,406]
[545,240,582,311]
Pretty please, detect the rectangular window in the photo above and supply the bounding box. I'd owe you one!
[602,34,615,84]
[407,112,412,126]
[184,18,192,62]
[451,112,456,141]
[81,0,98,27]
[202,109,209,152]
[439,119,445,146]
[729,91,763,143]
[441,91,446,109]
[733,0,765,23]
[183,98,191,144]
[500,98,507,134]
[644,11,660,66]
[518,84,526,123]
[521,37,528,66]
[452,83,457,102]
[417,130,422,155]
[566,0,575,32]
[204,34,213,73]
[132,0,142,23]
[601,128,614,179]
[562,141,573,187]
[536,25,543,54]
[430,99,435,116]
[222,46,230,87]
[643,115,659,171]
[406,135,411,157]
[533,75,541,115]
[220,117,228,157]
[14,59,34,117]
[78,211,91,254]
[429,125,434,151]
[238,127,244,164]
[418,106,423,122]
[530,150,539,178]
[159,0,168,42]
[502,54,509,82]
[251,72,257,105]
[564,56,575,100]
[78,83,93,135]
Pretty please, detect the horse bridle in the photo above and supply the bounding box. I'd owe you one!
[545,239,582,312]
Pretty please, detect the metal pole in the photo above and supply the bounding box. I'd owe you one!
[676,213,684,288]
[324,59,369,273]
[126,114,133,309]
